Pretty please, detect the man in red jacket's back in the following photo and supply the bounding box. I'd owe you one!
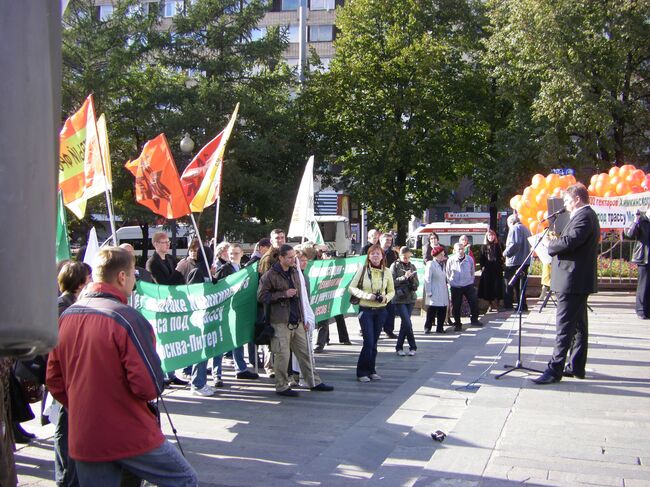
[46,247,197,486]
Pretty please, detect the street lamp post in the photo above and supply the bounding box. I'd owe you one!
[172,133,195,258]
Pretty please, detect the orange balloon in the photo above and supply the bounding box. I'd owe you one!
[609,166,619,178]
[596,173,609,183]
[610,176,621,187]
[526,217,536,228]
[535,189,548,206]
[630,169,645,184]
[530,221,540,234]
[552,187,563,197]
[588,184,596,195]
[558,175,570,189]
[531,174,546,190]
[567,174,576,185]
[604,190,616,197]
[546,173,560,189]
[621,164,636,173]
[537,210,545,221]
[522,186,534,198]
[616,181,630,196]
[594,180,608,196]
[631,185,644,194]
[590,174,598,185]
[510,194,522,210]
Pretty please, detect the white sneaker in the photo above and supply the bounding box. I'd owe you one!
[407,350,416,356]
[191,385,215,397]
[369,374,382,380]
[358,376,371,383]
[396,350,406,356]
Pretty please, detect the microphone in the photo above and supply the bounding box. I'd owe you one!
[540,207,566,222]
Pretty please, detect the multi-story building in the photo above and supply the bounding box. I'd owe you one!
[95,0,343,70]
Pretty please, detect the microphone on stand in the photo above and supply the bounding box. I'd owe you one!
[540,207,566,223]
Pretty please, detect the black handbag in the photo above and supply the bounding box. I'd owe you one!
[349,266,365,305]
[254,302,275,345]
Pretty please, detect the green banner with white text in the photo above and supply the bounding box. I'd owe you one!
[133,266,258,373]
[133,256,427,372]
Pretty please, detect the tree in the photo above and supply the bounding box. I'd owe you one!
[485,0,650,173]
[162,0,308,242]
[301,0,489,244]
[62,0,182,260]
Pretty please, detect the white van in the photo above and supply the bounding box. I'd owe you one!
[315,215,352,255]
[101,225,194,257]
[409,222,489,249]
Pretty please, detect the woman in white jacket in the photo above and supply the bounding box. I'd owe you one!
[423,246,449,334]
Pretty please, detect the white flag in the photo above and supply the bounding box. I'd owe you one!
[83,227,100,268]
[287,156,324,244]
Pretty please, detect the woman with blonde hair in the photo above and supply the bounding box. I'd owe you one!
[349,244,395,382]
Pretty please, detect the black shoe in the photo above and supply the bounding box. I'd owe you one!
[436,329,446,334]
[637,314,649,319]
[470,320,483,327]
[386,333,398,339]
[13,423,34,443]
[168,376,189,386]
[311,383,334,391]
[453,324,462,332]
[313,346,325,353]
[339,341,353,345]
[530,371,560,385]
[424,328,432,334]
[276,388,299,397]
[563,368,585,379]
[236,370,259,380]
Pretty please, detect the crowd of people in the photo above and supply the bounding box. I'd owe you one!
[2,186,604,485]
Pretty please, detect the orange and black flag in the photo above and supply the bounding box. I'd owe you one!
[125,134,191,219]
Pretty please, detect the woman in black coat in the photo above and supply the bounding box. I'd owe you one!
[478,229,504,312]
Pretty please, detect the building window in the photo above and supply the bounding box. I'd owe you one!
[163,0,184,18]
[250,27,266,41]
[98,4,113,21]
[286,24,300,43]
[282,0,300,11]
[309,25,334,42]
[310,0,335,10]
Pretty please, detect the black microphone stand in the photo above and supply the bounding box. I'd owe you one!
[495,221,555,379]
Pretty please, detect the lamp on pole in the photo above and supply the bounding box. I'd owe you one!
[171,132,194,258]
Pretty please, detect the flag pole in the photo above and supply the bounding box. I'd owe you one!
[189,213,212,280]
[91,110,117,246]
[213,195,221,259]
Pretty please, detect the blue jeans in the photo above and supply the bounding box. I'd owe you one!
[53,403,79,486]
[75,439,197,487]
[357,307,387,377]
[212,346,247,378]
[395,303,416,351]
[190,360,209,389]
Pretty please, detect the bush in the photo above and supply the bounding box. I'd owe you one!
[529,257,638,279]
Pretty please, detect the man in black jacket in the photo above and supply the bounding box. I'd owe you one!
[625,207,650,319]
[145,231,187,386]
[532,183,600,384]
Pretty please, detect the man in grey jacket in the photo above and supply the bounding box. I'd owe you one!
[503,213,532,311]
[626,207,650,319]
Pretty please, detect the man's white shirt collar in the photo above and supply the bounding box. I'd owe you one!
[570,204,590,219]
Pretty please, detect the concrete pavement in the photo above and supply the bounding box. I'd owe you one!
[15,291,650,486]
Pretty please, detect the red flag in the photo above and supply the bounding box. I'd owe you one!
[180,130,224,203]
[125,134,191,219]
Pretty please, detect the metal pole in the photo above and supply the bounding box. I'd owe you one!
[361,207,367,247]
[189,213,212,279]
[298,0,308,84]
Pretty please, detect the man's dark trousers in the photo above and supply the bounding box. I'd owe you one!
[504,265,528,310]
[547,292,589,378]
[636,264,650,318]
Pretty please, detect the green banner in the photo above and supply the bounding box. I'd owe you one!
[306,256,365,320]
[133,256,427,372]
[133,266,258,372]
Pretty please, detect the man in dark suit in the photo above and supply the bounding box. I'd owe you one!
[532,183,600,384]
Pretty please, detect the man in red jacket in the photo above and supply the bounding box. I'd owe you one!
[46,247,197,486]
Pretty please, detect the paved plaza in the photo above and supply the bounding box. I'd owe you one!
[15,291,650,486]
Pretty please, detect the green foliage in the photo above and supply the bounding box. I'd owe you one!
[301,0,490,243]
[484,0,650,176]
